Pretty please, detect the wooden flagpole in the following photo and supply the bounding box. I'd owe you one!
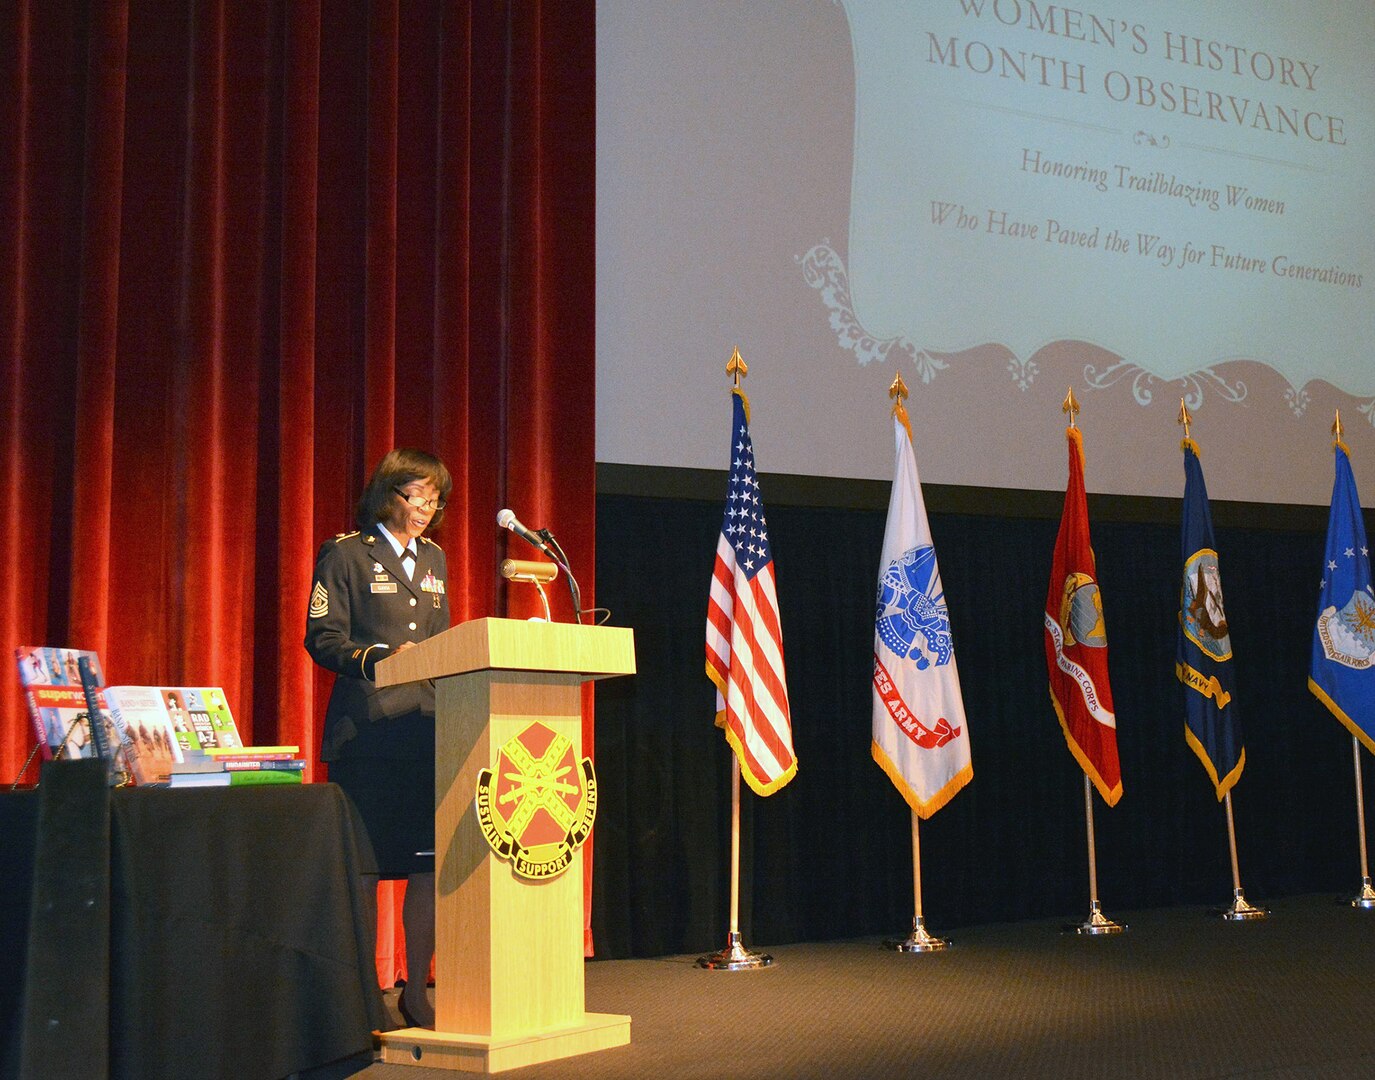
[887,810,950,951]
[1349,735,1375,906]
[1067,774,1124,934]
[729,757,741,938]
[1220,791,1267,919]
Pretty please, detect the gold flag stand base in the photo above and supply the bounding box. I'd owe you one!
[1349,877,1375,909]
[377,1013,630,1074]
[697,931,773,970]
[885,915,950,952]
[1220,888,1269,921]
[1063,900,1126,936]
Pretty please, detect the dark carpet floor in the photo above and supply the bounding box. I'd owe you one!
[300,893,1375,1079]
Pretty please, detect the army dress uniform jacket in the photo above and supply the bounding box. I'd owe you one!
[305,529,451,762]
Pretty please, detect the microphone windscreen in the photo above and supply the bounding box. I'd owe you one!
[500,558,558,583]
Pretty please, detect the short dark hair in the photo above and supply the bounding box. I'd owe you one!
[356,448,454,532]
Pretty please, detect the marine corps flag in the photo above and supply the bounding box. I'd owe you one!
[1044,423,1122,806]
[1310,438,1375,752]
[1177,435,1244,800]
[872,395,972,818]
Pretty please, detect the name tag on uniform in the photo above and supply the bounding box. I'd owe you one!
[371,582,398,593]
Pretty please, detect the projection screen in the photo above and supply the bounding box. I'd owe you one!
[596,1,1375,504]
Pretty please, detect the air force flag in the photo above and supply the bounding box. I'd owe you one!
[872,409,971,818]
[1310,441,1375,752]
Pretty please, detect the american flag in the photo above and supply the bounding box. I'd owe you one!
[705,388,797,796]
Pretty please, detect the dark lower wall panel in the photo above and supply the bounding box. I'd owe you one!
[590,485,1363,960]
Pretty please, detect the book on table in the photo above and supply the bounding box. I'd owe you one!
[15,646,127,772]
[102,685,250,786]
[167,767,304,788]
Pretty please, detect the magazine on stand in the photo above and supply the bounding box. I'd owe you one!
[15,646,117,762]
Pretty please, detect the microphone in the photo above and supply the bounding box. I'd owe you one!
[497,508,553,555]
[501,558,558,584]
[497,508,584,624]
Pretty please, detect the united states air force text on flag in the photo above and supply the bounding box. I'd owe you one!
[706,388,797,796]
[1310,440,1375,752]
[872,410,971,818]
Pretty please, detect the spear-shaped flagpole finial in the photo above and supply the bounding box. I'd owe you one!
[1177,398,1193,441]
[1062,386,1080,429]
[726,347,748,388]
[889,373,911,430]
[1334,408,1345,447]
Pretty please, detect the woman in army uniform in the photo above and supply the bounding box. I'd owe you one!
[306,448,453,1029]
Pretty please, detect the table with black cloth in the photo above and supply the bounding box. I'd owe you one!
[1,760,386,1080]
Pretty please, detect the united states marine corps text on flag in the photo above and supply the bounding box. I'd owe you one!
[872,405,971,817]
[1044,425,1122,806]
[705,388,797,796]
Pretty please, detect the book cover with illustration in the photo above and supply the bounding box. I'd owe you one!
[157,687,242,754]
[15,646,119,762]
[105,686,245,785]
[103,686,184,785]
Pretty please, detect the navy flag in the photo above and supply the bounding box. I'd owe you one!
[1310,441,1375,751]
[1177,437,1243,799]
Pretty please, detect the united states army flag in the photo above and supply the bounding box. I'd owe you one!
[872,409,972,818]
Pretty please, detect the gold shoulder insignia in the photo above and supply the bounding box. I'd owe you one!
[419,536,443,549]
[333,531,360,544]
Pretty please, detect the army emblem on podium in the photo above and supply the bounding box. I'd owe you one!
[475,720,597,880]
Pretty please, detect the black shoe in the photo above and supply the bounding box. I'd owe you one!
[398,992,434,1030]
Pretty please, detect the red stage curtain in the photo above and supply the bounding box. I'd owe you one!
[0,0,597,978]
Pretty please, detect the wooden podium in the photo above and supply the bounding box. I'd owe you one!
[372,617,635,1073]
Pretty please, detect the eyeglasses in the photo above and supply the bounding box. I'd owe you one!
[393,486,446,511]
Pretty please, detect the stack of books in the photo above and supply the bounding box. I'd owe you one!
[167,746,306,787]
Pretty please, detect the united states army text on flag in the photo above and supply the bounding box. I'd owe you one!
[872,407,971,817]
